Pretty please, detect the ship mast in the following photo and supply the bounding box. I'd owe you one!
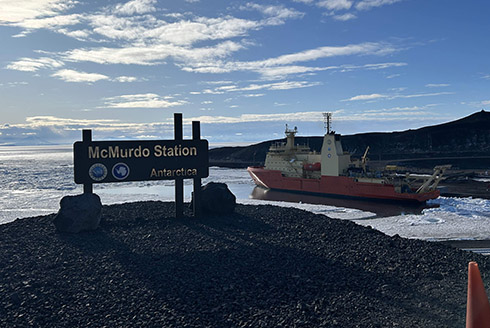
[323,112,332,134]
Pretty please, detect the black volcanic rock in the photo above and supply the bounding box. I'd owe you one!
[209,111,490,169]
[0,201,488,327]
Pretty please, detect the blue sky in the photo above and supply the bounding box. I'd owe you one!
[1,0,489,146]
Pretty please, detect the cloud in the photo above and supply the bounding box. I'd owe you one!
[0,0,76,24]
[255,42,396,66]
[102,93,187,108]
[114,0,157,15]
[199,80,322,94]
[114,76,138,82]
[23,116,119,127]
[184,111,327,124]
[355,0,403,11]
[425,83,450,88]
[10,13,81,30]
[5,1,301,46]
[246,81,322,91]
[345,93,387,101]
[0,116,180,144]
[317,0,353,10]
[51,69,110,83]
[333,13,357,21]
[392,91,454,99]
[344,91,454,101]
[182,42,399,77]
[64,41,398,81]
[6,57,64,72]
[63,40,244,66]
[243,3,304,25]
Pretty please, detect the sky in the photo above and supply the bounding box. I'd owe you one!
[1,0,489,146]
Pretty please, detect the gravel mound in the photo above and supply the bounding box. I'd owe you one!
[1,201,489,327]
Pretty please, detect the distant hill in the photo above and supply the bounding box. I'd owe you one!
[209,110,490,169]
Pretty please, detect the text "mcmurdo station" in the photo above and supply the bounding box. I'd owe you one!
[88,144,198,159]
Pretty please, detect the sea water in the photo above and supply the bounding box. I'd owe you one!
[1,146,489,242]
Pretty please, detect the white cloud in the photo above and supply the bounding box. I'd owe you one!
[345,93,387,101]
[257,42,396,66]
[185,111,327,124]
[0,116,180,144]
[386,73,400,79]
[355,0,403,11]
[392,91,454,99]
[259,65,335,79]
[317,0,353,10]
[114,76,138,82]
[102,93,187,108]
[362,62,406,70]
[243,93,265,97]
[63,40,244,66]
[243,3,304,25]
[344,91,454,101]
[10,13,81,30]
[333,13,357,21]
[202,80,322,94]
[51,69,109,83]
[114,0,156,15]
[425,83,450,88]
[0,0,76,24]
[23,116,118,127]
[6,57,64,72]
[182,42,399,78]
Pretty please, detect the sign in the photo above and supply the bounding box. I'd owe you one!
[74,139,208,184]
[73,113,207,218]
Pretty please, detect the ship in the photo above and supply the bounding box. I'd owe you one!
[247,114,450,203]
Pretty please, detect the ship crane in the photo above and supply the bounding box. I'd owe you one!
[361,146,370,173]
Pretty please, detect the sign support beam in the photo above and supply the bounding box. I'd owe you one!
[82,129,93,194]
[192,121,202,217]
[174,113,184,218]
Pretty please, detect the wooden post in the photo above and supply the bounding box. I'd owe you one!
[192,121,202,217]
[174,113,184,218]
[82,129,93,194]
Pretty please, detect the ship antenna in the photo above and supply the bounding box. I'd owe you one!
[323,112,332,134]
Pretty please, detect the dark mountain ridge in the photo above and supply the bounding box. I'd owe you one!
[209,110,490,169]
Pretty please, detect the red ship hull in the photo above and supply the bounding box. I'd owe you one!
[247,166,440,203]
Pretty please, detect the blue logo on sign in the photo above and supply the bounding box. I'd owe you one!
[112,163,130,180]
[89,163,108,181]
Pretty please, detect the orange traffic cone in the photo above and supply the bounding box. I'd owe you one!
[466,261,490,328]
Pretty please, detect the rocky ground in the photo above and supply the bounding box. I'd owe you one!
[1,201,489,327]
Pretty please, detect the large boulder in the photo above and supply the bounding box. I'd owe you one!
[53,193,102,233]
[191,182,236,215]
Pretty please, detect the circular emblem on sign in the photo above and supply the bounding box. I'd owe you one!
[89,163,108,181]
[327,139,332,145]
[112,163,130,180]
[327,154,332,158]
